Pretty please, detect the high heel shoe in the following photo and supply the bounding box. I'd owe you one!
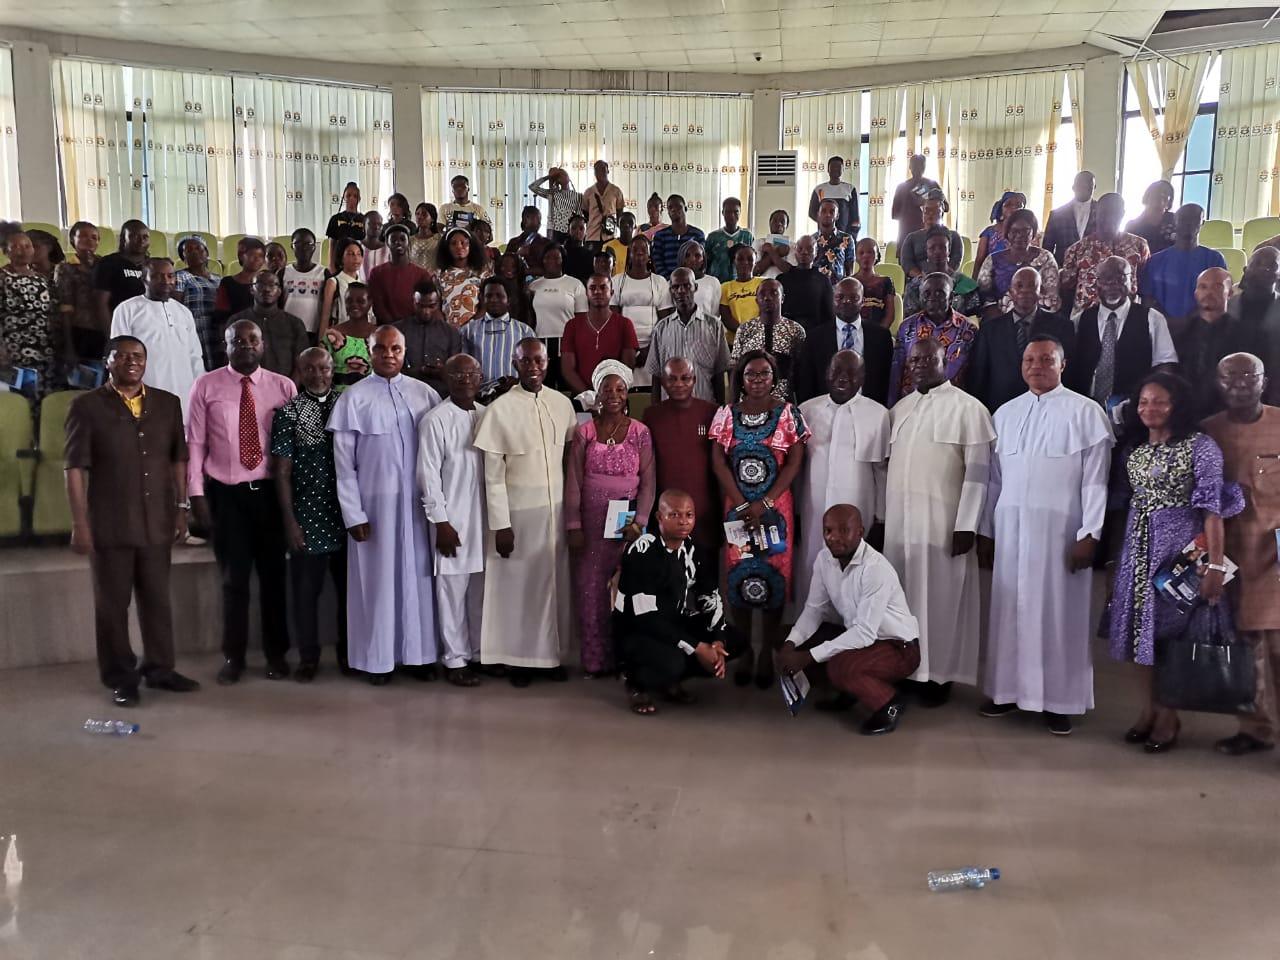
[1123,726,1153,744]
[1144,721,1181,754]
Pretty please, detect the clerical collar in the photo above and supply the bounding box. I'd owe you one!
[303,388,332,402]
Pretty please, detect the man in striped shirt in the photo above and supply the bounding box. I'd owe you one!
[646,267,729,404]
[529,167,584,245]
[461,277,536,398]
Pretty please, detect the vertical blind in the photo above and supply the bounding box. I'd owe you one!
[0,47,20,220]
[52,58,395,238]
[1213,42,1280,224]
[783,67,1077,242]
[422,89,752,241]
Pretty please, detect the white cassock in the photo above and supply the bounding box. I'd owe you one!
[417,397,487,669]
[795,392,889,608]
[884,380,995,685]
[981,384,1112,713]
[474,384,577,668]
[329,373,442,674]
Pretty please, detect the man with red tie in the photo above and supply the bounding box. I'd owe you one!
[188,319,297,685]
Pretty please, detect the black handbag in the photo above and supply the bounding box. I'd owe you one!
[1155,601,1257,715]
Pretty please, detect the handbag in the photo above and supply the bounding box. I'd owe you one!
[1155,601,1257,715]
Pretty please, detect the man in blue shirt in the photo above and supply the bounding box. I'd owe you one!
[461,278,535,397]
[650,195,706,278]
[1139,203,1227,322]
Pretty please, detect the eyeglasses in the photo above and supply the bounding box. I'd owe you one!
[743,370,774,381]
[1217,373,1264,386]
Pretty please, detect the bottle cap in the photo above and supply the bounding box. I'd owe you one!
[989,868,1001,880]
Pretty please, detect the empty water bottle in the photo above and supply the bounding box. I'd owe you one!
[83,719,139,737]
[927,866,1000,892]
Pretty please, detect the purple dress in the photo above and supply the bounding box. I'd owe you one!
[1109,433,1244,666]
[565,418,656,672]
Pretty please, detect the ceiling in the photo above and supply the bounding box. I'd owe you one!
[0,0,1269,74]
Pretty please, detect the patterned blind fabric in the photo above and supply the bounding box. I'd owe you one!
[1213,43,1280,224]
[0,47,20,220]
[422,89,752,241]
[51,58,395,237]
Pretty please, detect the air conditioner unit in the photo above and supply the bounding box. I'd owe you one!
[752,151,799,238]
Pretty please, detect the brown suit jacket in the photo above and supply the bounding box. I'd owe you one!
[64,385,188,548]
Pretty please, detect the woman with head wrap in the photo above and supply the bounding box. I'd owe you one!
[565,359,657,677]
[973,191,1026,274]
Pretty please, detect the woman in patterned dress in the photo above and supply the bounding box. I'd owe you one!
[409,202,441,271]
[976,208,1060,320]
[710,350,809,688]
[728,279,806,401]
[435,227,488,328]
[565,361,656,677]
[1110,371,1243,752]
[972,191,1026,275]
[0,230,57,399]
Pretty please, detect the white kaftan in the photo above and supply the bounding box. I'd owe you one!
[884,380,995,685]
[795,392,889,609]
[329,373,442,674]
[417,397,487,669]
[474,384,577,668]
[981,384,1112,713]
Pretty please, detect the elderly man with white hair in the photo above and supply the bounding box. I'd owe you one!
[329,324,442,685]
[565,359,657,676]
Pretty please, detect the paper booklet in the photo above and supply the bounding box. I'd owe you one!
[724,519,787,557]
[780,671,811,717]
[1153,533,1238,612]
[603,500,637,540]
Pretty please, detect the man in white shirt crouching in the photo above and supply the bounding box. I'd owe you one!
[775,504,920,735]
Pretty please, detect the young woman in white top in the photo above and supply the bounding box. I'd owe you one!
[610,234,674,388]
[528,243,587,390]
[678,239,721,318]
[281,227,327,338]
[318,238,365,339]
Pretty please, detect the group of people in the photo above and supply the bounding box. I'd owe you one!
[29,156,1280,760]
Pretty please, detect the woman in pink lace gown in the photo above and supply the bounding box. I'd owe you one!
[566,361,656,676]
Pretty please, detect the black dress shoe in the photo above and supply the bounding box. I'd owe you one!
[918,681,952,708]
[546,666,568,682]
[265,659,291,681]
[509,667,532,688]
[1214,732,1274,756]
[112,687,140,707]
[216,660,244,685]
[1123,726,1152,744]
[403,664,437,682]
[1144,722,1180,754]
[979,699,1017,718]
[860,699,904,735]
[367,672,393,686]
[294,662,318,683]
[1045,712,1073,736]
[145,670,201,693]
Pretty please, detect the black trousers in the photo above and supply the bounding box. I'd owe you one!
[206,478,289,664]
[290,547,347,665]
[90,544,175,690]
[617,622,749,693]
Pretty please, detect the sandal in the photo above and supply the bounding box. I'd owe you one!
[444,666,480,688]
[629,690,658,715]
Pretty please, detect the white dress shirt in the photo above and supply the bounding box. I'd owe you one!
[785,540,919,661]
[1088,299,1178,365]
[1071,198,1091,241]
[109,294,206,416]
[834,315,864,356]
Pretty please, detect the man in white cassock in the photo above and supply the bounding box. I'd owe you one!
[884,336,995,706]
[417,353,486,688]
[473,337,577,687]
[977,334,1112,735]
[796,349,889,610]
[329,325,442,684]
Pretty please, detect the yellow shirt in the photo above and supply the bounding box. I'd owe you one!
[721,277,763,328]
[112,383,145,419]
[604,239,629,276]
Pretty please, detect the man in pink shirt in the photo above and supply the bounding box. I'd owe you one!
[188,318,297,685]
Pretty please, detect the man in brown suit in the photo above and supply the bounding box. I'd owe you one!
[65,334,200,706]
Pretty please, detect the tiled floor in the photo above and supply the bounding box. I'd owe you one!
[1,649,1277,960]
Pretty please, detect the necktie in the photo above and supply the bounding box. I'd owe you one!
[1093,311,1118,405]
[841,321,855,351]
[1014,317,1030,355]
[239,375,263,470]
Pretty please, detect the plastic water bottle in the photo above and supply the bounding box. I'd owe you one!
[83,719,139,736]
[927,866,1000,892]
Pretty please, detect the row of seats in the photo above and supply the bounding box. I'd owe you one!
[0,390,75,539]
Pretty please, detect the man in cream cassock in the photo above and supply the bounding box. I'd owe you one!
[417,353,486,688]
[473,337,577,687]
[329,325,442,684]
[978,334,1112,735]
[884,337,995,706]
[796,349,889,611]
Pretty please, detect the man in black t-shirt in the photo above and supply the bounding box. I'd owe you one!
[93,219,150,333]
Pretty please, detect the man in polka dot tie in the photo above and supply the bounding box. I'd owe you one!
[187,319,297,686]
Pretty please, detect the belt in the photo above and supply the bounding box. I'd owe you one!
[209,477,269,492]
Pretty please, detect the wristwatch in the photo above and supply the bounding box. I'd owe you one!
[762,496,775,511]
[1206,562,1229,573]
[176,500,191,511]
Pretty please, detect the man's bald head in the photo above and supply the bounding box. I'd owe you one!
[655,489,696,543]
[444,352,480,376]
[1194,266,1233,316]
[822,503,865,561]
[369,324,406,378]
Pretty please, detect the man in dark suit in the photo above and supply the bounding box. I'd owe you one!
[64,335,201,707]
[967,266,1075,413]
[1042,170,1097,266]
[795,277,892,405]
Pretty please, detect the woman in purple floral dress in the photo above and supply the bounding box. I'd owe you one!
[566,360,656,677]
[1110,372,1243,753]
